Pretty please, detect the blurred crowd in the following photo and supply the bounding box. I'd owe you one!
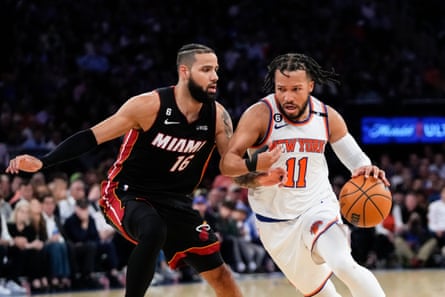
[1,0,445,169]
[1,0,445,294]
[0,147,445,294]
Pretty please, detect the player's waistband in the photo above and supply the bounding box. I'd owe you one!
[255,213,293,223]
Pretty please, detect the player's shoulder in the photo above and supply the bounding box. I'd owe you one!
[120,90,161,117]
[245,99,270,115]
[215,100,226,112]
[131,90,160,102]
[128,90,160,107]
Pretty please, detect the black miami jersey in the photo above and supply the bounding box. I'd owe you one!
[106,86,216,197]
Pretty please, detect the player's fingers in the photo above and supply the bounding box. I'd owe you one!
[269,145,281,160]
[378,170,390,187]
[276,168,287,187]
[363,165,377,178]
[6,158,18,174]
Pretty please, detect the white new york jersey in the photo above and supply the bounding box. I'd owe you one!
[248,94,338,220]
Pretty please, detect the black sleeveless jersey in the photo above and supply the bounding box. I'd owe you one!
[107,86,217,196]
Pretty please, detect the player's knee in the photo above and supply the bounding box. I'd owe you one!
[328,255,357,279]
[201,264,231,283]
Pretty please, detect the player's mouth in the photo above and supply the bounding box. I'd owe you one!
[208,85,217,93]
[283,104,297,112]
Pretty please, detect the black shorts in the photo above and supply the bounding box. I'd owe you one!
[100,181,223,272]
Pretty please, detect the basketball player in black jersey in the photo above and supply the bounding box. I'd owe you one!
[6,44,243,297]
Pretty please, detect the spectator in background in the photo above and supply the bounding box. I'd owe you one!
[205,186,228,220]
[0,175,12,205]
[88,186,124,288]
[192,195,208,218]
[394,192,437,267]
[0,177,13,224]
[226,184,248,206]
[370,196,404,268]
[429,153,445,179]
[0,203,12,295]
[28,198,50,293]
[231,202,266,273]
[63,198,101,290]
[427,186,445,261]
[41,194,71,291]
[214,201,241,272]
[47,172,69,204]
[58,179,86,224]
[8,179,34,208]
[6,200,41,294]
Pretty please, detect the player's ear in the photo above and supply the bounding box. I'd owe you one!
[178,65,189,79]
[308,80,315,92]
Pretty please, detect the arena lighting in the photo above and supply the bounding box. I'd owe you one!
[361,117,445,144]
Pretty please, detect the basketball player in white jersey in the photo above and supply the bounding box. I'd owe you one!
[220,53,390,297]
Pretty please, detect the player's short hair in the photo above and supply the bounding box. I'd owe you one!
[263,53,340,93]
[176,43,215,68]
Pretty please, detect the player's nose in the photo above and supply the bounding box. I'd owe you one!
[210,71,218,81]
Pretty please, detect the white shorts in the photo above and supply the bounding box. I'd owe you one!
[256,197,346,295]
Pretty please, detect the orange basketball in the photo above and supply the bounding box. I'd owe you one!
[339,175,392,228]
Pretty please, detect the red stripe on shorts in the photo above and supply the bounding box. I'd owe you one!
[168,241,221,269]
[99,181,138,245]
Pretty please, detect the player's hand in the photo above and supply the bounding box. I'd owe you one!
[256,145,282,172]
[5,154,43,174]
[256,167,287,187]
[352,165,390,187]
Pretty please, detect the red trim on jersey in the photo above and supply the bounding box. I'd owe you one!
[107,129,140,181]
[303,272,334,297]
[99,181,138,245]
[193,145,216,193]
[168,241,221,269]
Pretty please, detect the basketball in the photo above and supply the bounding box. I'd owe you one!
[339,175,392,228]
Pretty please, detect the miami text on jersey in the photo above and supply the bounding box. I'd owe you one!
[151,132,207,153]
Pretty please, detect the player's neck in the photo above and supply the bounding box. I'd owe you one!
[175,83,203,122]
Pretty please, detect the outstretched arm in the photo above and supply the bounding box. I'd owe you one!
[6,93,159,174]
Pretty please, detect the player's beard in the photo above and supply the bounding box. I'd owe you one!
[282,97,309,120]
[188,77,216,103]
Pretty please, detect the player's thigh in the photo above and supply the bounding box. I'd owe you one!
[123,199,167,244]
[257,220,332,294]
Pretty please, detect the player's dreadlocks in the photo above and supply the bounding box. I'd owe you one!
[263,53,340,93]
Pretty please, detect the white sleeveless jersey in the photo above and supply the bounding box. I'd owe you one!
[248,94,337,220]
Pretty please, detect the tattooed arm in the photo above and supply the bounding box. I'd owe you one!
[234,168,286,188]
[215,102,234,156]
[233,171,267,188]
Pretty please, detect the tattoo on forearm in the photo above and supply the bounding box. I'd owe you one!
[233,171,266,188]
[222,109,233,139]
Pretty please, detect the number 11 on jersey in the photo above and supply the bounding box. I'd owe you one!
[282,157,308,188]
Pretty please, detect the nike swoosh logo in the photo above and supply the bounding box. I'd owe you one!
[164,119,181,125]
[274,123,288,129]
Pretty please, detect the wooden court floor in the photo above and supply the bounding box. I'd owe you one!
[36,269,445,297]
